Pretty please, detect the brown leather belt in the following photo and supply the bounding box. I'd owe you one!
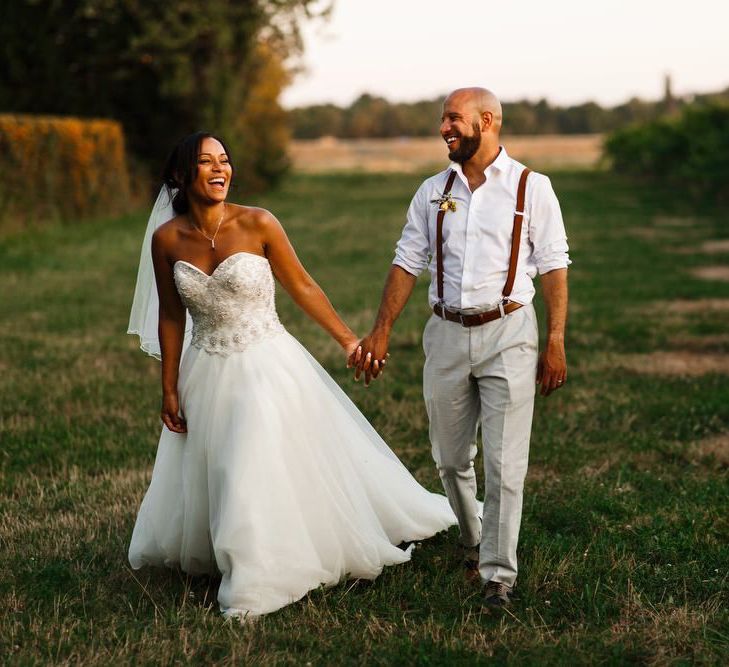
[433,301,523,327]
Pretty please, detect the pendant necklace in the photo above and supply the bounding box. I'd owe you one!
[191,205,226,250]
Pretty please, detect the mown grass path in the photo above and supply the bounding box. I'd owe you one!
[1,171,727,664]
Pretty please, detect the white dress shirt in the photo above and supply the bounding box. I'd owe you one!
[393,147,571,311]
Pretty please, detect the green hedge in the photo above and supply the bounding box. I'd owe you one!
[604,103,729,202]
[0,115,132,229]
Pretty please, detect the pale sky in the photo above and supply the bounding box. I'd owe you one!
[282,0,729,109]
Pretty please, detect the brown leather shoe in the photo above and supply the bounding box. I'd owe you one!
[462,545,480,583]
[483,581,513,608]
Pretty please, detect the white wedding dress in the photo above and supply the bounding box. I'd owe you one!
[128,250,456,619]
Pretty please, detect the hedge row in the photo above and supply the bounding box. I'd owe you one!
[0,115,132,228]
[604,103,729,203]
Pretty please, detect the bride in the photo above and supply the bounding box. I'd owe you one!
[127,132,456,620]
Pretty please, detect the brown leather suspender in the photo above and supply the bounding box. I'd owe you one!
[436,166,531,307]
[436,169,458,303]
[502,167,531,299]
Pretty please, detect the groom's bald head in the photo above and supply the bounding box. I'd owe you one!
[444,87,503,134]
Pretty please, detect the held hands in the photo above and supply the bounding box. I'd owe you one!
[342,337,361,362]
[161,393,187,433]
[536,335,567,397]
[347,328,390,386]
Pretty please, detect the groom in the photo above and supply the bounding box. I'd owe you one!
[352,87,570,608]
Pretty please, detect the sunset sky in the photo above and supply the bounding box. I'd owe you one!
[282,0,729,108]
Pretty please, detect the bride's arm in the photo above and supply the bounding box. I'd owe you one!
[260,210,359,356]
[151,229,188,433]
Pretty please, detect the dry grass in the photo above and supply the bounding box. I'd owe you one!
[689,433,729,467]
[0,467,148,544]
[290,134,603,173]
[667,334,729,352]
[578,457,619,479]
[609,351,729,377]
[700,239,729,254]
[525,463,561,485]
[625,227,678,241]
[610,586,725,666]
[691,266,729,282]
[654,299,729,315]
[653,216,699,228]
[674,239,729,256]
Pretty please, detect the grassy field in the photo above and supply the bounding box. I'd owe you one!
[290,135,602,173]
[1,170,728,664]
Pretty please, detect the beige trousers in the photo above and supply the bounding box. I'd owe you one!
[422,304,538,587]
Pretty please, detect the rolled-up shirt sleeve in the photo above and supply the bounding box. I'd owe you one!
[527,174,572,274]
[393,182,430,276]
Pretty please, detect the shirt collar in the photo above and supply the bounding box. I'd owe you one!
[490,145,510,172]
[448,145,509,178]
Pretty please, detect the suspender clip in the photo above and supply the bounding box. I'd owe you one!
[498,296,511,319]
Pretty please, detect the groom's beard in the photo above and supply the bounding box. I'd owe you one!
[448,121,482,163]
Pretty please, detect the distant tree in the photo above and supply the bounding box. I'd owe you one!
[611,97,659,129]
[502,101,540,134]
[693,86,729,106]
[233,41,293,192]
[605,102,729,202]
[289,104,344,138]
[343,94,393,138]
[556,102,613,134]
[396,99,443,136]
[0,0,327,191]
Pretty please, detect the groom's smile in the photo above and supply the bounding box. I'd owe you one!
[443,125,482,164]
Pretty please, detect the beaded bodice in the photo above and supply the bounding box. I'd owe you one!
[174,252,285,356]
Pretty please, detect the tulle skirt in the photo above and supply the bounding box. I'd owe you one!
[128,330,456,618]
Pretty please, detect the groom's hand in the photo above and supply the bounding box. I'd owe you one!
[352,328,390,386]
[536,335,567,397]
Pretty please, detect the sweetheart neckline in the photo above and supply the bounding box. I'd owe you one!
[174,251,268,278]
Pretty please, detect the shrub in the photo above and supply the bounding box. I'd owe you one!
[604,103,729,202]
[0,115,131,229]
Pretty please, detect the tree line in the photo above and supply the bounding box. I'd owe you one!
[288,88,729,139]
[1,0,327,194]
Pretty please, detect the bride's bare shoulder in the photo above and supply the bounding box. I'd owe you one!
[227,204,280,232]
[227,203,278,224]
[151,214,188,253]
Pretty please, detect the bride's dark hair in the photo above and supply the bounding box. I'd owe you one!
[162,131,234,215]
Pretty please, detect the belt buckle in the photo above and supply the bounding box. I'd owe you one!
[459,312,467,326]
[498,297,510,319]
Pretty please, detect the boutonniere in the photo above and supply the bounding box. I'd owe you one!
[430,191,457,212]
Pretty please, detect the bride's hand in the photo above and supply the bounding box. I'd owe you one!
[161,393,187,433]
[343,337,361,365]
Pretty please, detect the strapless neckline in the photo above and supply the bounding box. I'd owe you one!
[175,251,268,279]
[172,249,283,356]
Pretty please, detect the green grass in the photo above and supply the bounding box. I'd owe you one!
[1,170,728,664]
